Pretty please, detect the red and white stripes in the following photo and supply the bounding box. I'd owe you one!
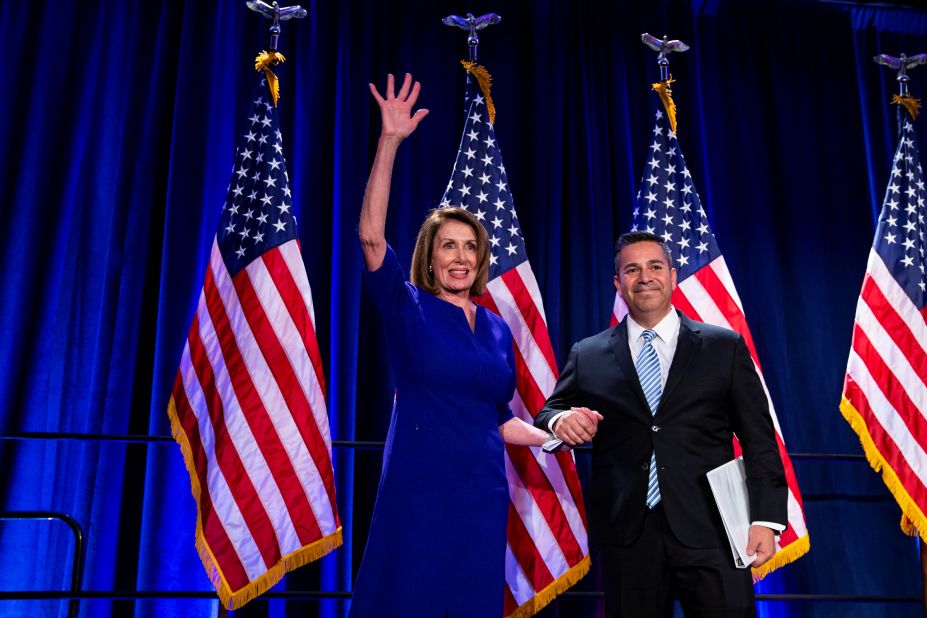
[169,238,341,609]
[842,249,927,535]
[479,262,590,617]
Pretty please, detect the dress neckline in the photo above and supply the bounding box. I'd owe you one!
[431,293,481,333]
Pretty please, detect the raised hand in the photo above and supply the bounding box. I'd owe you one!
[359,73,429,271]
[369,73,429,140]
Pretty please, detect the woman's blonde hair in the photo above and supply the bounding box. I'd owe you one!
[410,207,490,296]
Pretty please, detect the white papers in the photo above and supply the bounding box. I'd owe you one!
[706,457,756,569]
[542,435,566,453]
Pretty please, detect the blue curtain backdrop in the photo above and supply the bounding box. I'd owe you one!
[1,0,926,616]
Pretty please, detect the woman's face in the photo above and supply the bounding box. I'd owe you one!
[431,219,478,298]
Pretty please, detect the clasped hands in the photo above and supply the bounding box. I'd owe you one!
[552,407,604,445]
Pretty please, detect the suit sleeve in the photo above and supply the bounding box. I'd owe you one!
[534,343,580,430]
[728,335,788,529]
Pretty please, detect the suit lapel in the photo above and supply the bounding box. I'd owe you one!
[609,319,653,418]
[659,312,701,413]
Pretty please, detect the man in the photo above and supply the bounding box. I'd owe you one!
[535,232,787,617]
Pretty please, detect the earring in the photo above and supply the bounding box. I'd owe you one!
[428,264,433,273]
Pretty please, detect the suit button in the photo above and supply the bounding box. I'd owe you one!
[641,462,649,471]
[651,425,660,432]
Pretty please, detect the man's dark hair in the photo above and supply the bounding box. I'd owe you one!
[614,231,674,275]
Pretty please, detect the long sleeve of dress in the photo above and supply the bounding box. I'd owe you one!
[362,243,417,317]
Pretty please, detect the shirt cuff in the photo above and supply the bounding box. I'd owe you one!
[547,411,568,433]
[751,521,785,534]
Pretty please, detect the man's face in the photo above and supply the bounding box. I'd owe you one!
[614,241,677,327]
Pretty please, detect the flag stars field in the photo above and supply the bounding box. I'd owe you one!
[216,100,299,275]
[875,119,927,284]
[630,112,721,276]
[441,106,528,275]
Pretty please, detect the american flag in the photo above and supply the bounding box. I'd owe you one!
[167,80,341,609]
[440,77,590,617]
[841,115,927,540]
[612,106,810,578]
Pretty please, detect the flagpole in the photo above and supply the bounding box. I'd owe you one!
[873,50,927,618]
[640,33,689,136]
[641,33,690,83]
[441,12,502,63]
[874,52,927,138]
[213,4,309,617]
[246,0,307,51]
[438,13,596,617]
[630,32,812,578]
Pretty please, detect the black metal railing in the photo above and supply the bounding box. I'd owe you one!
[2,432,917,612]
[0,590,919,604]
[0,511,85,618]
[0,433,875,460]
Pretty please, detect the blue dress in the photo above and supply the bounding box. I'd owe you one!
[349,245,516,617]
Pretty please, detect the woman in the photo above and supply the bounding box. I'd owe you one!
[350,73,549,617]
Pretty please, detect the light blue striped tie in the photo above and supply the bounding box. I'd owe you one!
[636,329,662,508]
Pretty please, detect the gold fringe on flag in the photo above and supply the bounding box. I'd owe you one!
[215,527,343,609]
[462,60,497,125]
[504,555,591,618]
[840,395,927,542]
[892,94,922,120]
[652,77,678,134]
[167,396,343,609]
[255,50,287,107]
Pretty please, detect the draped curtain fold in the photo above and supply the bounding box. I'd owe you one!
[1,1,925,616]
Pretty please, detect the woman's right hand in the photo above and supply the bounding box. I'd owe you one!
[369,73,429,140]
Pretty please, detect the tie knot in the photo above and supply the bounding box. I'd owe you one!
[641,329,656,344]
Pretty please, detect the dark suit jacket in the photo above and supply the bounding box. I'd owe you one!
[535,312,787,548]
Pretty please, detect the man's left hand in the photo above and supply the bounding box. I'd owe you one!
[745,525,777,568]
